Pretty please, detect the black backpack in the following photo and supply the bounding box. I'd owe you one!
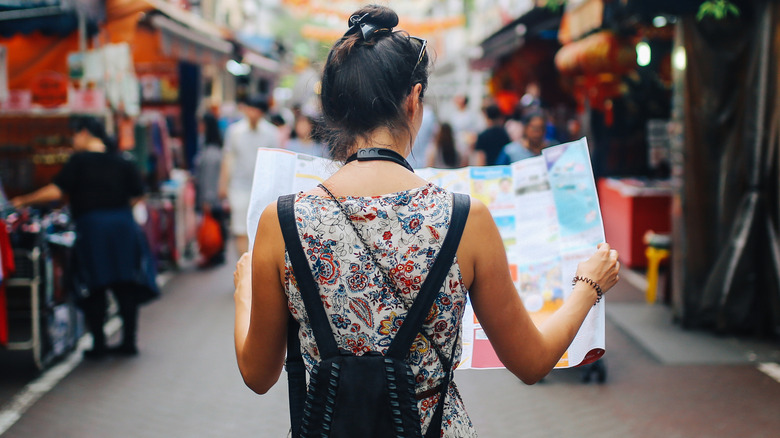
[278,192,470,438]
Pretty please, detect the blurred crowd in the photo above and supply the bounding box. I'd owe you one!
[191,83,584,265]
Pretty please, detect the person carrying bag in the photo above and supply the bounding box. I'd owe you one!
[233,5,619,437]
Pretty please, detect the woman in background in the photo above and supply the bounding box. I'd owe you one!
[425,122,460,168]
[285,115,328,158]
[11,116,158,358]
[194,112,227,266]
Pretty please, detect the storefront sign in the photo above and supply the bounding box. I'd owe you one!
[555,30,635,76]
[68,87,106,113]
[0,89,32,111]
[30,71,69,108]
[559,0,604,44]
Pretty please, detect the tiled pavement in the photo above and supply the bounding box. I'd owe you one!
[2,254,780,437]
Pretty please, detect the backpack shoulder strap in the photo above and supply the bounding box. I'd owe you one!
[277,194,340,358]
[285,316,306,438]
[386,192,471,359]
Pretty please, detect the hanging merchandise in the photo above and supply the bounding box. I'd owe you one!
[132,111,175,189]
[0,218,14,346]
[1,208,81,369]
[0,45,7,103]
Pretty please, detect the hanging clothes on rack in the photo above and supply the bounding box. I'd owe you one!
[0,219,15,346]
[131,112,175,191]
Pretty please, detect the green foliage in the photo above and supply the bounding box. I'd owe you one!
[540,0,566,13]
[696,0,741,21]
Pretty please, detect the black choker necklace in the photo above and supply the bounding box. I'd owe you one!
[345,148,414,173]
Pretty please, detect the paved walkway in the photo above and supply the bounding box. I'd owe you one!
[2,254,780,437]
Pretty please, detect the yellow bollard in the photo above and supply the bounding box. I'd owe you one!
[645,246,670,304]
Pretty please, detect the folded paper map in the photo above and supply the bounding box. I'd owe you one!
[247,138,605,369]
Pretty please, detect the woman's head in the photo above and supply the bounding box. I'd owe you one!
[523,113,547,146]
[320,4,430,161]
[435,122,458,168]
[202,112,223,147]
[70,116,115,153]
[294,116,314,141]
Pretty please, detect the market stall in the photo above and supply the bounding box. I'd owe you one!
[0,0,106,368]
[0,0,254,369]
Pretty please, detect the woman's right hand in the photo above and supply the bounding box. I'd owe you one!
[575,243,620,294]
[9,196,25,209]
[233,252,252,301]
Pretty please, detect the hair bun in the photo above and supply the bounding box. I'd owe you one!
[347,5,398,30]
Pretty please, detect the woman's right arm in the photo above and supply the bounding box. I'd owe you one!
[460,199,619,384]
[234,201,289,394]
[10,184,64,208]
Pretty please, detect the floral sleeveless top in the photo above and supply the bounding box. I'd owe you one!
[283,183,478,437]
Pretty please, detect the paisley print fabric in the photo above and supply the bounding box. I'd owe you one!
[283,183,478,437]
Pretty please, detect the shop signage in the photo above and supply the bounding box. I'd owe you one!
[554,30,635,76]
[0,89,32,111]
[559,0,604,44]
[69,87,106,113]
[30,71,68,108]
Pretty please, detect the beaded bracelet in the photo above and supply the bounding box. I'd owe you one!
[572,276,603,305]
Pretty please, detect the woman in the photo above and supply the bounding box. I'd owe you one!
[233,5,619,437]
[194,111,227,266]
[11,116,158,358]
[425,122,460,168]
[285,115,329,158]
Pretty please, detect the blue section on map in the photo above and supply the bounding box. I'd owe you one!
[544,139,603,240]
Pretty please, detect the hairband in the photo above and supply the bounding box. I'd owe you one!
[346,13,391,41]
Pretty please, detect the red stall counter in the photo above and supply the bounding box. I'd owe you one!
[597,178,673,268]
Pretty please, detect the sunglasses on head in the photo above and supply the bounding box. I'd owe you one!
[409,36,427,75]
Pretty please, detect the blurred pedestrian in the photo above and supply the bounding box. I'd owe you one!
[425,122,460,168]
[448,95,481,166]
[497,113,558,164]
[565,117,583,142]
[194,111,226,266]
[233,5,620,437]
[473,104,511,166]
[11,116,158,358]
[519,81,542,117]
[407,102,437,168]
[218,95,280,256]
[285,115,328,158]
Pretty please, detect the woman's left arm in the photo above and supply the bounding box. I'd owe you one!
[234,201,289,394]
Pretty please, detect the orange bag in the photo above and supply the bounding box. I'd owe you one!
[197,210,223,260]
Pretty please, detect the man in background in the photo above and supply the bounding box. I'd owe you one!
[473,104,511,166]
[218,95,280,256]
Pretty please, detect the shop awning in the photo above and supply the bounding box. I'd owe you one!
[149,13,232,65]
[472,7,563,70]
[233,33,280,75]
[0,0,102,38]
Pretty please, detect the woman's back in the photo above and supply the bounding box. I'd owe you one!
[285,183,477,436]
[54,151,143,218]
[233,6,619,437]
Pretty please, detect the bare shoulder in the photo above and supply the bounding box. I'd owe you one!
[255,201,284,249]
[463,197,495,234]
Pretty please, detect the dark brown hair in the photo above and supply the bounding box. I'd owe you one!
[435,122,458,168]
[319,5,430,161]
